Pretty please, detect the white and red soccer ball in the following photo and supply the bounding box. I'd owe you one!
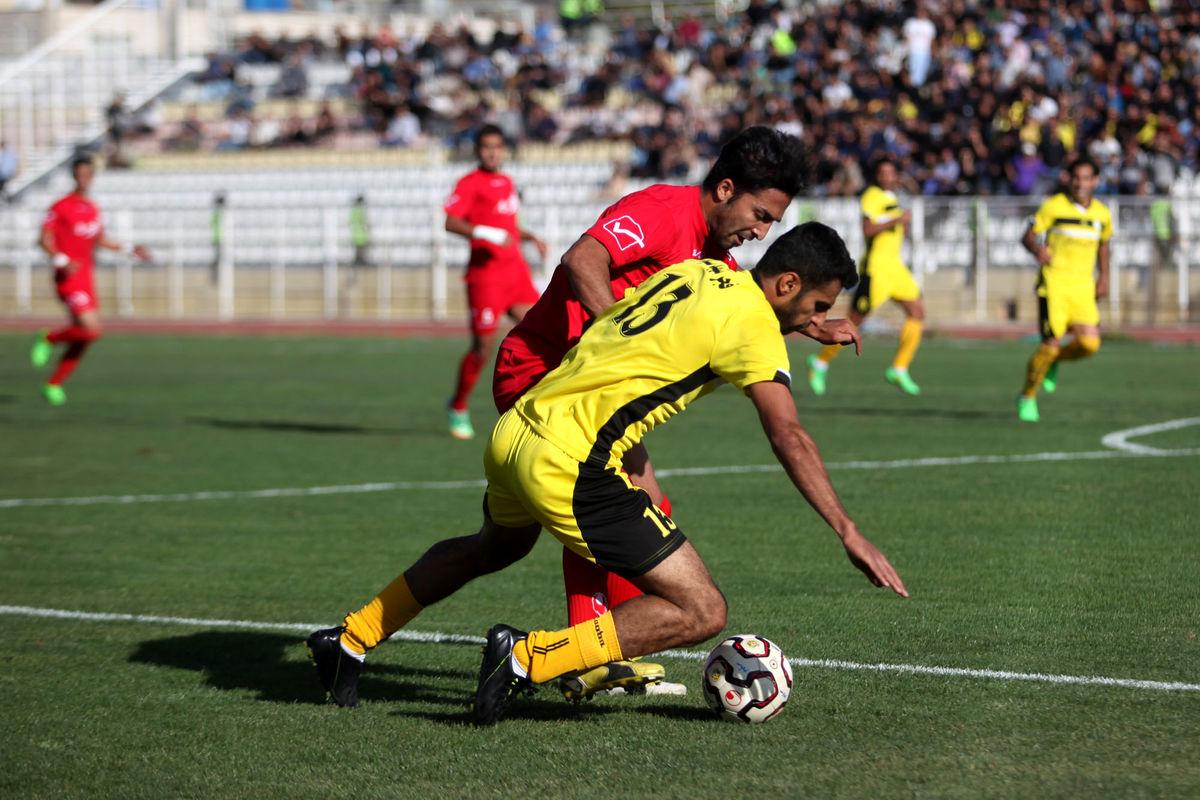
[701,634,792,723]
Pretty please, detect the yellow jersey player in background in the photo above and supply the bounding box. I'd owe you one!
[1017,156,1111,422]
[304,223,907,724]
[806,156,925,396]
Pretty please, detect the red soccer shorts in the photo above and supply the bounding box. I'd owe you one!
[465,266,539,337]
[492,342,556,413]
[56,281,98,315]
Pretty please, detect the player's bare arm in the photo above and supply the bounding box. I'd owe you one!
[446,214,511,247]
[862,211,909,240]
[796,318,862,354]
[39,227,75,274]
[97,234,151,261]
[1022,225,1052,266]
[746,379,908,597]
[560,234,619,318]
[1095,240,1111,299]
[519,228,548,261]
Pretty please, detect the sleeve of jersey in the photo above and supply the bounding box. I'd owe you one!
[861,190,883,222]
[709,309,792,394]
[585,198,675,269]
[1030,200,1054,235]
[443,178,472,218]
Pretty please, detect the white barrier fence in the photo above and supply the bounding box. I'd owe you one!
[2,194,1198,326]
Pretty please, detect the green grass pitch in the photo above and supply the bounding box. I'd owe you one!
[2,330,1198,798]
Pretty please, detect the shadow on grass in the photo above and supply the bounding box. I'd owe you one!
[128,631,474,706]
[397,692,704,727]
[803,405,1008,421]
[190,417,370,435]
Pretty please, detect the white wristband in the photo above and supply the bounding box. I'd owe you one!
[472,225,509,246]
[53,253,69,268]
[120,244,134,255]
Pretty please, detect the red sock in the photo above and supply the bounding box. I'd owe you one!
[48,341,90,385]
[451,350,485,411]
[563,548,611,625]
[562,495,670,623]
[46,325,98,345]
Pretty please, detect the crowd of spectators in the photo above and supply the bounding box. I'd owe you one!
[161,0,1200,197]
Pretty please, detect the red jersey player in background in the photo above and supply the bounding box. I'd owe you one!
[30,154,150,405]
[443,124,547,440]
[494,126,861,699]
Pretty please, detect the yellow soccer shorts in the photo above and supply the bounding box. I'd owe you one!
[1037,278,1099,340]
[852,261,920,315]
[483,410,688,579]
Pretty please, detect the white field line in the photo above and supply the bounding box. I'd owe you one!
[2,604,1198,694]
[4,447,1200,511]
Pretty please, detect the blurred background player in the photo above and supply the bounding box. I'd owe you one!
[443,124,547,440]
[209,191,225,285]
[492,126,859,699]
[807,157,925,396]
[30,155,150,405]
[1017,157,1111,422]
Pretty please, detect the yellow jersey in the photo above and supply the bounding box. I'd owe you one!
[860,185,906,271]
[1030,193,1112,283]
[514,259,791,471]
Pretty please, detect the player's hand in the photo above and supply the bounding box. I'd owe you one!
[840,527,908,598]
[1095,276,1109,300]
[1037,247,1052,267]
[803,318,862,354]
[532,237,548,261]
[132,245,152,261]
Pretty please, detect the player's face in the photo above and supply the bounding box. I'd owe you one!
[710,184,791,250]
[1067,165,1098,207]
[476,134,507,172]
[73,162,94,194]
[875,162,897,191]
[776,279,842,334]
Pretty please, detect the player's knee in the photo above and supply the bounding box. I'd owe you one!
[680,587,727,645]
[1077,335,1100,356]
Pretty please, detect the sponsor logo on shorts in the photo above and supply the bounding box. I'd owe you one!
[602,216,645,250]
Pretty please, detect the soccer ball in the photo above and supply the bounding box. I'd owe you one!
[701,634,792,723]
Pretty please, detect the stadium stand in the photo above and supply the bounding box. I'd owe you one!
[1,0,1198,325]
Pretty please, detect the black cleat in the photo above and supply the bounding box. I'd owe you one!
[471,624,534,727]
[305,626,362,708]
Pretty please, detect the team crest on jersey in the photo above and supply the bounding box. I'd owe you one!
[602,216,645,250]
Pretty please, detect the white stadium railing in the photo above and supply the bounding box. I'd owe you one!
[2,162,1197,327]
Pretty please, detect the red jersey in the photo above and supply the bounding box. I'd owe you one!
[43,193,103,284]
[443,168,527,274]
[493,183,736,411]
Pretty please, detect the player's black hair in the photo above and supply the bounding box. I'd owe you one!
[1066,155,1099,177]
[71,154,94,174]
[702,126,810,199]
[754,222,859,292]
[476,124,507,149]
[870,155,899,181]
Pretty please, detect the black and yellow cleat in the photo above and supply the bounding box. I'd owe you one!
[471,624,534,727]
[559,661,683,701]
[305,626,362,708]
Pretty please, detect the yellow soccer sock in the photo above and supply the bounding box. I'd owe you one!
[817,343,844,365]
[340,573,424,655]
[893,318,924,369]
[513,612,624,684]
[1022,343,1061,398]
[1057,335,1101,361]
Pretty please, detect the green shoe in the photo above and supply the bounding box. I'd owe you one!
[30,330,52,368]
[1017,396,1039,422]
[42,383,66,406]
[1042,362,1058,394]
[885,367,921,395]
[447,405,474,440]
[806,354,827,396]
